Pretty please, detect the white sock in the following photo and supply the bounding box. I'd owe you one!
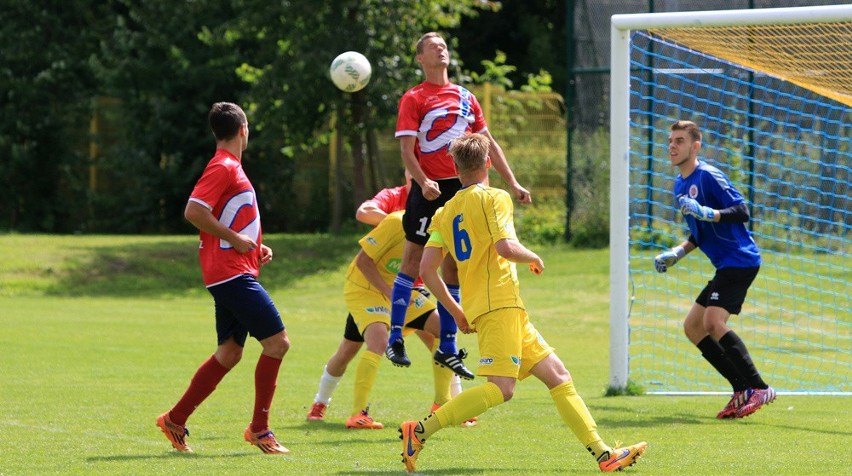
[314,366,342,405]
[450,374,463,398]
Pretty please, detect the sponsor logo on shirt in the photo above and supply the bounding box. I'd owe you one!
[480,358,494,365]
[366,306,390,315]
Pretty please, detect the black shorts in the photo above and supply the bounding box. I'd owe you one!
[696,266,760,315]
[403,177,463,245]
[342,311,431,342]
[208,275,285,346]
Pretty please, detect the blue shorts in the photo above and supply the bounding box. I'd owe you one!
[207,275,285,346]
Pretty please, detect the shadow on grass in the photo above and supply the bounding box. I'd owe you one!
[45,233,360,298]
[86,451,258,462]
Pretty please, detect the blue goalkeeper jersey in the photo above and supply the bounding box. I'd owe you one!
[674,161,761,269]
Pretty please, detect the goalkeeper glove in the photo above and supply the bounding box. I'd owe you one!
[654,246,686,273]
[678,196,715,221]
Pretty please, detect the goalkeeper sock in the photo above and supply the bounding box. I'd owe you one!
[388,273,414,343]
[719,331,768,389]
[696,336,748,392]
[437,284,460,355]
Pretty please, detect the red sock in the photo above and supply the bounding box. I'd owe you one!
[170,355,230,426]
[250,354,282,433]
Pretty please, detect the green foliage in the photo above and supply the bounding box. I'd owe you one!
[605,380,647,396]
[515,199,565,245]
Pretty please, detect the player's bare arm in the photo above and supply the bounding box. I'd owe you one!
[355,250,393,298]
[355,201,388,226]
[495,238,544,275]
[184,200,257,253]
[482,130,531,204]
[400,136,440,201]
[420,246,471,333]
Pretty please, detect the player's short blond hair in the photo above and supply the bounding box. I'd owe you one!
[448,133,490,175]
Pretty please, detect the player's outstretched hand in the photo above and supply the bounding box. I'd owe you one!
[654,246,686,273]
[678,196,715,221]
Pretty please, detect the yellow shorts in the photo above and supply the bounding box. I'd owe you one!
[343,284,436,336]
[475,307,554,380]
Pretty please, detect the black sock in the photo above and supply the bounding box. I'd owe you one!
[696,336,748,392]
[718,330,768,389]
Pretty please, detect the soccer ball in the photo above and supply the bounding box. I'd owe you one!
[329,51,371,92]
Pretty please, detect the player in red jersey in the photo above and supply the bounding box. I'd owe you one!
[156,102,290,454]
[386,32,531,376]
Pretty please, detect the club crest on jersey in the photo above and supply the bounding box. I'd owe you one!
[688,184,699,198]
[510,356,521,366]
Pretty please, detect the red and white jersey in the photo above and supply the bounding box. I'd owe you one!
[367,184,408,214]
[189,149,262,287]
[395,82,488,180]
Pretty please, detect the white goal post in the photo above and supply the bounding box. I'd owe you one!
[609,5,852,394]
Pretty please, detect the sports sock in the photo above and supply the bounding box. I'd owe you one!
[696,335,748,391]
[419,382,504,440]
[170,354,231,426]
[388,273,414,343]
[437,284,460,354]
[450,374,463,398]
[351,350,381,415]
[314,365,343,406]
[549,381,611,462]
[431,341,453,406]
[250,353,282,432]
[719,330,768,389]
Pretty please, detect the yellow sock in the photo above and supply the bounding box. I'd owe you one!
[550,381,611,461]
[351,350,381,415]
[419,382,504,440]
[431,341,453,406]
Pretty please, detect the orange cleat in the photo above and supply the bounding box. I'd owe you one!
[244,427,290,454]
[156,412,192,453]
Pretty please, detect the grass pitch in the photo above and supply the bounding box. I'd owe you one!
[0,233,848,475]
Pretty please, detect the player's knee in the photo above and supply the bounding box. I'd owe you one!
[262,332,290,359]
[216,348,243,368]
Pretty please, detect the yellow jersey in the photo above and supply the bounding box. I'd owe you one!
[344,211,405,291]
[426,183,524,321]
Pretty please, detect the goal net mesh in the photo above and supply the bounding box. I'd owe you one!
[627,25,851,395]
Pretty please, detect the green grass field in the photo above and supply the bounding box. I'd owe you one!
[1,233,849,475]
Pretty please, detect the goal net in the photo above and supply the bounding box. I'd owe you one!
[609,5,851,395]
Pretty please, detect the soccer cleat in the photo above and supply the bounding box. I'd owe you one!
[736,386,777,418]
[156,412,192,453]
[385,338,411,367]
[244,427,290,454]
[345,408,384,429]
[433,348,475,380]
[431,402,477,427]
[399,420,424,473]
[716,390,749,419]
[598,441,648,472]
[306,402,327,421]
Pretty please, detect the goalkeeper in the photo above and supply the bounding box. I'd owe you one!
[655,120,776,419]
